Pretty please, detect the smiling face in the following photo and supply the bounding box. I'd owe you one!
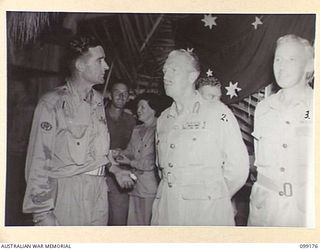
[137,99,156,123]
[273,41,310,89]
[79,46,109,85]
[162,52,199,99]
[111,83,129,109]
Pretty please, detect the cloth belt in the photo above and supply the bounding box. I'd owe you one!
[257,173,293,197]
[162,168,222,187]
[83,165,106,176]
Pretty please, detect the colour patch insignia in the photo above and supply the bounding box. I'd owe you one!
[40,121,53,131]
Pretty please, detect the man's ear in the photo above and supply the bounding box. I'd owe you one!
[188,71,200,84]
[305,57,314,83]
[75,58,85,72]
[305,57,314,73]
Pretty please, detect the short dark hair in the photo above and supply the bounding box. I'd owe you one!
[110,81,129,92]
[196,76,222,89]
[62,35,102,77]
[135,92,173,118]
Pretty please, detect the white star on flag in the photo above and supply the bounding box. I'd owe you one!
[186,48,194,53]
[206,69,213,77]
[251,16,263,30]
[201,14,217,29]
[225,81,242,99]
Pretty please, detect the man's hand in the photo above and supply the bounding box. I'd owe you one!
[109,165,135,189]
[108,151,120,166]
[115,154,131,166]
[33,210,59,226]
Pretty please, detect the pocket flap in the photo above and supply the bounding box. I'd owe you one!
[67,125,89,164]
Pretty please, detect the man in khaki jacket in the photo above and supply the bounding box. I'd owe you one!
[248,34,314,227]
[151,49,249,225]
[23,35,134,226]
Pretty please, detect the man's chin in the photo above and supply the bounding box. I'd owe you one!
[114,104,126,109]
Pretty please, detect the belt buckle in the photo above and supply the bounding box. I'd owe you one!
[167,172,173,187]
[279,182,293,197]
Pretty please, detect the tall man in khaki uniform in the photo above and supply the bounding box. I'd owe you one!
[151,49,249,226]
[248,34,314,227]
[23,35,135,226]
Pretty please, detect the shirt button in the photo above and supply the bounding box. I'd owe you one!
[280,167,285,172]
[192,137,197,141]
[279,191,284,196]
[282,143,288,148]
[170,144,175,149]
[168,183,173,188]
[285,121,290,125]
[77,142,80,145]
[168,163,173,168]
[173,125,179,130]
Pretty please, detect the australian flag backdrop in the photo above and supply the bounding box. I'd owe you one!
[174,14,316,104]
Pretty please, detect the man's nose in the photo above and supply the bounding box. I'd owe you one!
[118,93,127,99]
[103,60,109,70]
[163,72,170,81]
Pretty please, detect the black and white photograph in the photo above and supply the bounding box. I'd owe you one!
[4,6,317,240]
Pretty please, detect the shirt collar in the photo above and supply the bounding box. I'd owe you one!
[167,91,203,118]
[269,85,313,109]
[66,81,103,106]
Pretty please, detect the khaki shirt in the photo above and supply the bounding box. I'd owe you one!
[122,123,158,198]
[152,91,249,225]
[253,86,313,186]
[249,86,313,226]
[23,82,110,214]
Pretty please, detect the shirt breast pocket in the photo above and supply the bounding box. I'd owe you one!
[254,130,280,167]
[181,129,211,166]
[295,125,313,165]
[66,123,89,165]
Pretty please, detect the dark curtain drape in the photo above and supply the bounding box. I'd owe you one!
[175,14,316,104]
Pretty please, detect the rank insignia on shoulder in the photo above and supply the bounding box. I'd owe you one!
[41,121,53,131]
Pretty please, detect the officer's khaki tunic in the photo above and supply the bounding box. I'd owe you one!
[23,82,110,225]
[248,86,313,227]
[151,92,249,226]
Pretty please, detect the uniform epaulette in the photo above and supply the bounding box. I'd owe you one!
[40,85,68,108]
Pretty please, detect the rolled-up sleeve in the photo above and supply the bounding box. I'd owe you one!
[23,100,57,214]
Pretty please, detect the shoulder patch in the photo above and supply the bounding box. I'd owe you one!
[40,121,53,131]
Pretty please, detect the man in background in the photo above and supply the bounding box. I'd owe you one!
[105,82,136,226]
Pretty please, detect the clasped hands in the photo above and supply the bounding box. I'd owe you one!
[108,150,136,189]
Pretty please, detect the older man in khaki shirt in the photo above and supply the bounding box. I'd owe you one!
[23,35,134,226]
[151,49,249,226]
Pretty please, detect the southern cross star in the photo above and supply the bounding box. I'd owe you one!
[225,81,242,99]
[201,14,217,29]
